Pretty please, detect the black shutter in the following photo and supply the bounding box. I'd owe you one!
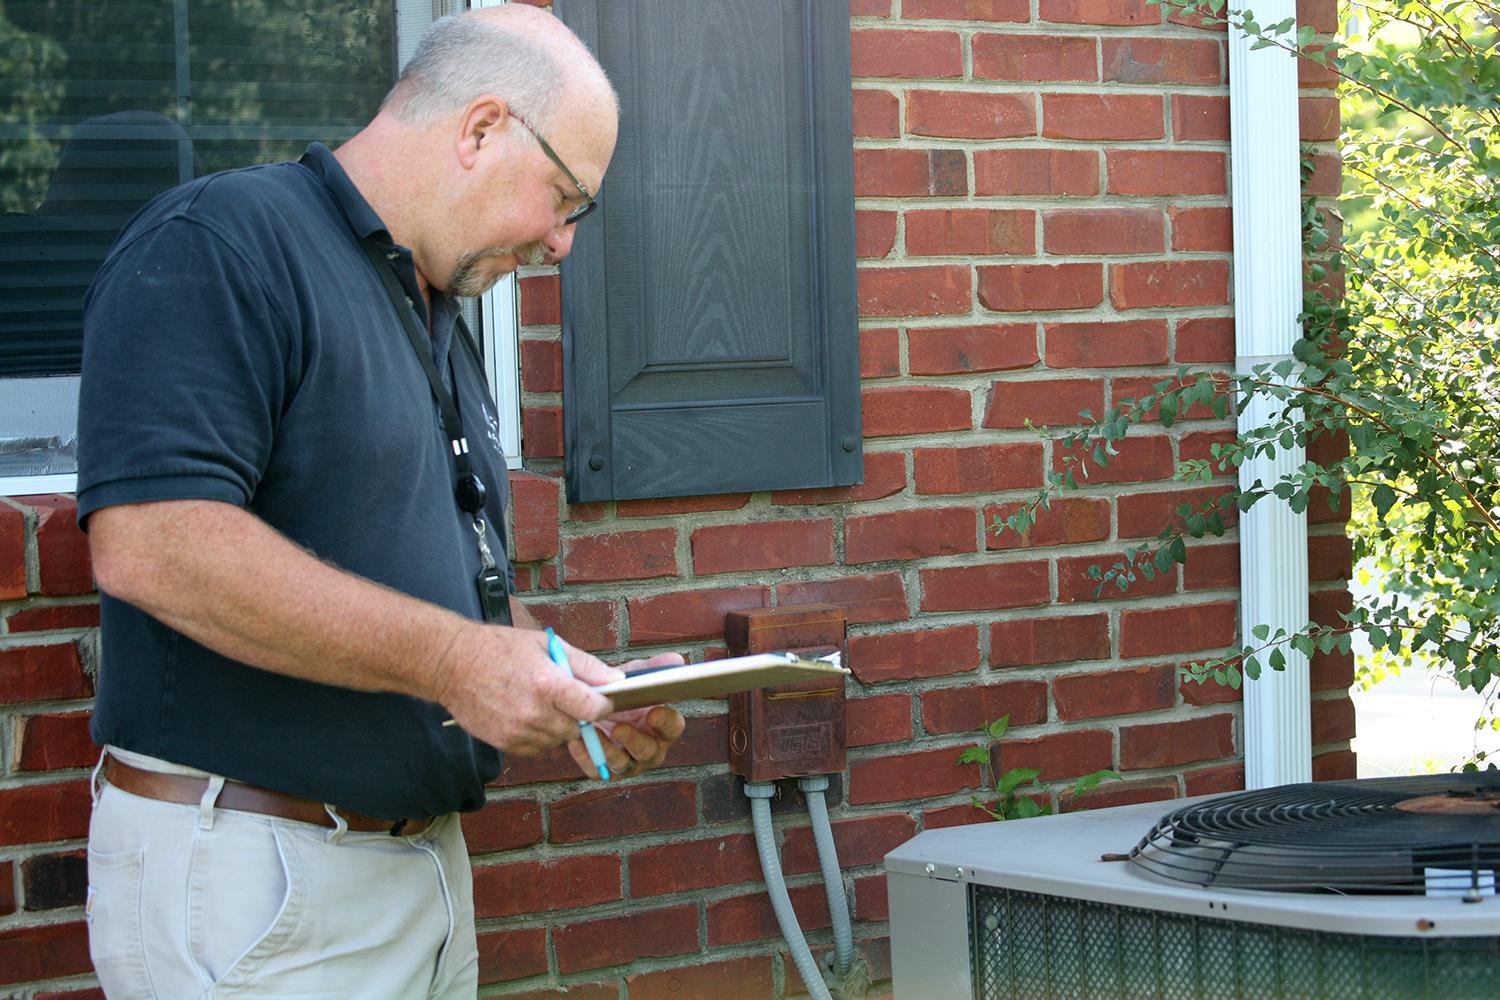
[556,0,861,502]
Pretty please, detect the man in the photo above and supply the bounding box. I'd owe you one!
[76,7,684,997]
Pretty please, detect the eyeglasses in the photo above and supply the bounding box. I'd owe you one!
[511,111,597,226]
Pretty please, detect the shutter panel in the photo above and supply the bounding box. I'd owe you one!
[557,0,861,502]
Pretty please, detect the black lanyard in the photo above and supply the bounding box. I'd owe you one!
[361,238,511,625]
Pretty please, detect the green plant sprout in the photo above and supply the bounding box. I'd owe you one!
[956,716,1121,821]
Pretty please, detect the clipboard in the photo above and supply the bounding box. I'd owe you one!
[597,652,850,711]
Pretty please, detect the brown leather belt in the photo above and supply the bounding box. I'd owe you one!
[103,756,435,837]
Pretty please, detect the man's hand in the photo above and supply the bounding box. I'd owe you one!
[436,625,622,755]
[566,652,688,780]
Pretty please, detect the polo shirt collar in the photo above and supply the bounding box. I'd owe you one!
[299,142,388,242]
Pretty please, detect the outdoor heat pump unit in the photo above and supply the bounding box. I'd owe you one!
[886,773,1500,999]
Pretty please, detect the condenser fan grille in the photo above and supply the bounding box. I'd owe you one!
[1129,773,1500,894]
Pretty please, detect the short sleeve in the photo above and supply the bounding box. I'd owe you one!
[76,217,295,525]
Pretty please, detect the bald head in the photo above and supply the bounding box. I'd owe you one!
[381,5,616,135]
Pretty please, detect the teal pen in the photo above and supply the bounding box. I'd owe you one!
[544,627,611,781]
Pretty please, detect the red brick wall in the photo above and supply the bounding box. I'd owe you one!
[0,0,1351,995]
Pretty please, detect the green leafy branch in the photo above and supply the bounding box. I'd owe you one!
[956,716,1120,821]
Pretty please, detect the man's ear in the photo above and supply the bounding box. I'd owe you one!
[456,95,509,169]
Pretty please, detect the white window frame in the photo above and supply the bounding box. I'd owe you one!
[0,0,523,497]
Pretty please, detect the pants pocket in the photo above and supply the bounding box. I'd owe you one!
[87,846,155,999]
[186,820,304,995]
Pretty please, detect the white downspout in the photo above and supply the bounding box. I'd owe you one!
[1228,0,1312,788]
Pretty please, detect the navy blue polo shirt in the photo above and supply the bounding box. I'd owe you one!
[77,143,512,819]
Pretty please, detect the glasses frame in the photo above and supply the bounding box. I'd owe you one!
[511,111,597,225]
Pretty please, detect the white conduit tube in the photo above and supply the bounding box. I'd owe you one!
[797,775,854,976]
[745,781,833,1000]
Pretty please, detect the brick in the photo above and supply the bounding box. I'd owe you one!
[0,861,10,916]
[691,519,834,575]
[1310,534,1353,581]
[978,263,1104,312]
[525,600,617,652]
[495,749,579,793]
[1181,668,1242,705]
[1121,713,1235,769]
[855,148,967,197]
[852,90,900,139]
[973,33,1097,82]
[771,449,906,505]
[563,528,678,584]
[0,643,92,703]
[1185,762,1245,796]
[0,505,23,600]
[1176,317,1234,363]
[1043,208,1164,257]
[1044,93,1163,140]
[550,781,696,844]
[1059,778,1177,812]
[1103,37,1221,83]
[1112,374,1222,422]
[856,210,898,259]
[1002,729,1114,779]
[1054,664,1175,720]
[617,494,750,518]
[627,956,775,1000]
[519,338,562,394]
[903,0,1030,19]
[629,833,760,897]
[983,377,1104,428]
[1180,428,1237,474]
[1170,206,1233,252]
[34,988,106,1000]
[921,680,1048,735]
[699,771,845,825]
[708,884,830,946]
[16,712,96,772]
[1118,485,1236,539]
[851,28,964,78]
[1173,94,1230,141]
[907,90,1035,139]
[989,613,1109,666]
[490,984,614,1000]
[862,327,901,377]
[472,853,621,918]
[554,904,698,973]
[1054,435,1175,485]
[1313,749,1357,781]
[845,507,976,564]
[920,561,1050,612]
[1120,602,1238,658]
[923,801,996,830]
[462,800,543,856]
[1183,542,1240,591]
[1057,553,1176,603]
[0,783,90,847]
[520,405,562,457]
[476,927,547,984]
[506,470,559,562]
[21,851,86,910]
[1304,153,1341,196]
[1107,150,1225,196]
[986,498,1110,550]
[908,323,1038,375]
[1312,694,1356,745]
[1309,484,1352,525]
[1307,429,1350,466]
[3,603,101,634]
[975,149,1099,196]
[1298,0,1338,33]
[1300,96,1339,141]
[858,265,971,317]
[1045,318,1169,368]
[849,746,980,804]
[914,443,1043,495]
[847,694,914,746]
[860,386,972,438]
[854,872,890,921]
[0,921,92,986]
[24,497,91,597]
[1300,53,1340,88]
[1040,0,1161,24]
[781,813,917,875]
[906,208,1035,256]
[658,713,726,768]
[1111,260,1230,309]
[776,572,909,624]
[852,0,893,13]
[847,624,981,683]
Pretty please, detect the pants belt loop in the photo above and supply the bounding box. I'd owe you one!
[198,774,226,831]
[323,804,349,844]
[89,749,109,808]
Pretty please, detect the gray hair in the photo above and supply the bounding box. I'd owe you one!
[381,12,569,131]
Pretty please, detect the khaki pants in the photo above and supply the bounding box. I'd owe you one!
[86,762,479,999]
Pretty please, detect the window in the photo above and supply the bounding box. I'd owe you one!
[0,0,524,495]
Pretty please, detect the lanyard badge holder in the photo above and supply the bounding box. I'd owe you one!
[363,240,512,627]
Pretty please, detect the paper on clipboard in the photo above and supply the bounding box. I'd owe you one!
[597,652,850,711]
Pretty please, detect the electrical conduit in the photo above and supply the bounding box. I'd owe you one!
[798,775,854,976]
[745,781,833,1000]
